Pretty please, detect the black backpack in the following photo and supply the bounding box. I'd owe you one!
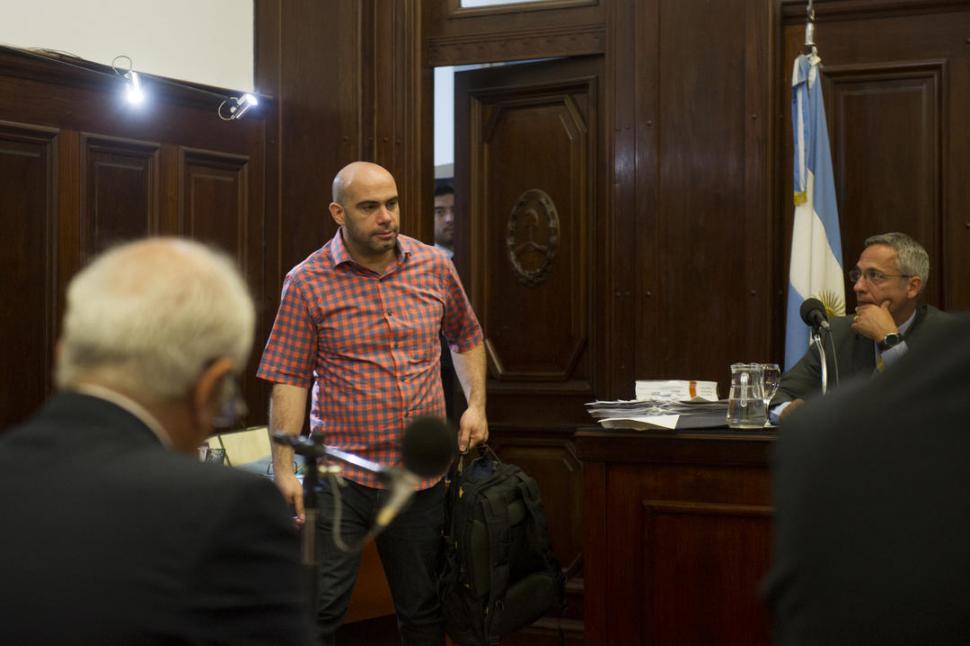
[438,445,565,646]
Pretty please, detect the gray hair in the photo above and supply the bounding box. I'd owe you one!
[864,232,930,291]
[56,238,254,401]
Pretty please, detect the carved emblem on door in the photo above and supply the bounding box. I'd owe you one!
[505,189,559,286]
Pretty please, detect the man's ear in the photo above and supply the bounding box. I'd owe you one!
[329,202,345,227]
[906,275,923,299]
[192,357,234,433]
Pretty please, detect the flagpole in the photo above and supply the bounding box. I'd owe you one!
[783,1,845,372]
[804,0,816,56]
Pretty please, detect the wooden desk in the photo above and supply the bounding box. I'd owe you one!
[577,428,774,646]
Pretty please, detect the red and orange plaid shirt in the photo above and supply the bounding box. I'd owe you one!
[257,232,482,489]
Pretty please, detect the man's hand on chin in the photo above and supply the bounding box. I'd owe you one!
[851,300,896,341]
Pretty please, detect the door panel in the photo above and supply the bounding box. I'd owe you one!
[455,57,600,417]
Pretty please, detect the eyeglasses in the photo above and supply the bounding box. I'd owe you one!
[211,375,248,430]
[848,268,912,285]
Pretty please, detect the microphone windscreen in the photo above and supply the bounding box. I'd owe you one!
[800,297,827,325]
[401,416,456,478]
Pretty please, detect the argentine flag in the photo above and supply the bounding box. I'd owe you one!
[784,53,845,370]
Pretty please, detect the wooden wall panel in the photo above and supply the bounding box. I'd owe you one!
[827,63,943,305]
[579,431,774,645]
[642,501,771,646]
[257,0,429,289]
[0,122,57,428]
[637,0,774,390]
[179,149,249,255]
[179,147,269,419]
[80,135,160,260]
[488,428,583,572]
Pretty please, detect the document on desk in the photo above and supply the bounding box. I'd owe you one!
[598,415,680,430]
[587,398,729,431]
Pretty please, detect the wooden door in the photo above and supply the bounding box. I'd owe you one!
[453,57,603,643]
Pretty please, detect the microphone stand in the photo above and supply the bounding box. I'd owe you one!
[272,432,328,611]
[271,432,393,613]
[811,326,829,395]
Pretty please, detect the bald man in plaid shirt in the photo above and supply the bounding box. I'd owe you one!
[258,161,487,645]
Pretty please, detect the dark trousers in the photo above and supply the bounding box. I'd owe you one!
[315,478,445,646]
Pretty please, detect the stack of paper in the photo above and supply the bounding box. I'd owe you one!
[586,381,727,431]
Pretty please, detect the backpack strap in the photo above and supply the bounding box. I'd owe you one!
[481,466,514,641]
[442,453,465,539]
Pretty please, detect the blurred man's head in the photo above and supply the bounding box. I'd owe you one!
[56,238,255,452]
[434,181,455,252]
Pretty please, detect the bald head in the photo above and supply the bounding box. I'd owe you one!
[331,161,395,205]
[56,238,254,402]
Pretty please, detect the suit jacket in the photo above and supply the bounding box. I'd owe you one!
[0,392,314,646]
[764,314,970,645]
[774,303,951,404]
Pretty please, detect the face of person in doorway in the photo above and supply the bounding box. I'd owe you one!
[434,192,455,249]
[851,243,922,323]
[330,164,400,262]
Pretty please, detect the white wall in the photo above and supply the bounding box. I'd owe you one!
[434,66,455,173]
[0,0,254,91]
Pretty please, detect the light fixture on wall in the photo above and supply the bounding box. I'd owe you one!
[1,46,262,124]
[112,55,145,106]
[218,93,259,121]
[125,71,144,105]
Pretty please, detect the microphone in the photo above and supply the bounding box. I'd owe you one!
[374,416,456,530]
[374,469,420,529]
[800,297,830,331]
[273,417,456,531]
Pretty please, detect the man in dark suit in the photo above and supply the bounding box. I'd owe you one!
[773,232,950,421]
[0,238,313,645]
[764,314,970,644]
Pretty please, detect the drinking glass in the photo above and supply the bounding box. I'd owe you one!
[761,363,781,426]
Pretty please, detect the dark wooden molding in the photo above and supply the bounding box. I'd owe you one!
[426,24,606,66]
[444,0,597,20]
[643,500,774,518]
[780,0,970,21]
[0,45,274,114]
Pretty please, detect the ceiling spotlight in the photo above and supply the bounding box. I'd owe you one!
[112,55,145,107]
[125,71,144,105]
[218,93,259,121]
